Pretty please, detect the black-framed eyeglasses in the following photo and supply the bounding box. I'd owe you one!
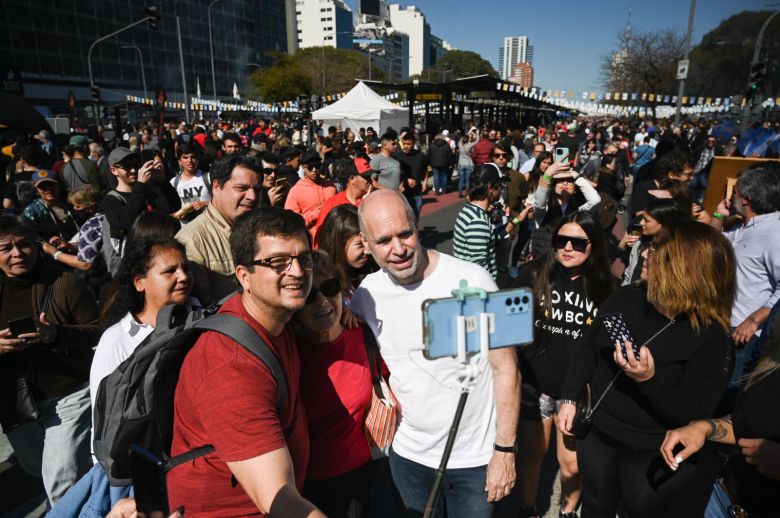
[306,278,341,304]
[250,252,318,273]
[493,152,508,158]
[262,168,277,175]
[552,235,590,252]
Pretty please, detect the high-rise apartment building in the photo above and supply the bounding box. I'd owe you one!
[498,36,533,80]
[295,0,353,50]
[387,4,430,77]
[511,62,534,89]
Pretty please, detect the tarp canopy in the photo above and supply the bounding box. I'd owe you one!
[312,81,407,136]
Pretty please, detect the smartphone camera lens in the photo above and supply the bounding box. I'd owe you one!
[522,296,529,304]
[505,298,512,306]
[513,297,521,305]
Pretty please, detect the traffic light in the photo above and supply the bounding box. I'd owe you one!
[145,6,159,30]
[749,62,766,92]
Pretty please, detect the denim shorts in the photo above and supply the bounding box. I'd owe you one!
[520,383,560,421]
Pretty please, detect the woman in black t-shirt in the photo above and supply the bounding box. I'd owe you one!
[558,220,736,518]
[514,211,615,518]
[661,312,780,517]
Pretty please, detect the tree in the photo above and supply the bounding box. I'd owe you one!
[686,10,780,99]
[247,47,384,102]
[600,28,686,114]
[421,50,498,83]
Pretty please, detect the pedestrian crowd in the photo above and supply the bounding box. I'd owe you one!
[0,112,778,518]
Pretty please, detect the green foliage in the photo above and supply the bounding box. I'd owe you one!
[248,47,384,102]
[686,10,779,98]
[421,50,498,83]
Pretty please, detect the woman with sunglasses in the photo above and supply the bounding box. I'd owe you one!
[513,211,614,518]
[293,251,376,517]
[529,158,601,259]
[557,221,735,518]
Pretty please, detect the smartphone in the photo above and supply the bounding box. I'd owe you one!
[8,316,36,337]
[555,147,570,163]
[129,444,170,516]
[601,313,640,361]
[275,178,289,188]
[422,287,534,360]
[629,222,643,236]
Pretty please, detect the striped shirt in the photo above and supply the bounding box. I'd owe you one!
[453,202,497,279]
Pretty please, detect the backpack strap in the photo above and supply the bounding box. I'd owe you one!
[193,314,288,413]
[173,172,182,190]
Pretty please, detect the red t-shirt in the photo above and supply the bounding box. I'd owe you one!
[167,294,309,516]
[298,326,372,479]
[312,191,361,245]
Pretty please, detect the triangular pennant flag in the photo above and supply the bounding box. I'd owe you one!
[233,82,240,100]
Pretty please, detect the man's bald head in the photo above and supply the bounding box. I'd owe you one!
[358,190,416,236]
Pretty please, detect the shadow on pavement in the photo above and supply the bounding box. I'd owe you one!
[419,225,454,251]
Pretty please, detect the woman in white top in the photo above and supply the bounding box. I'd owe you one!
[89,238,193,411]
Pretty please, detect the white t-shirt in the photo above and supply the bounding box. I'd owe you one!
[89,312,155,413]
[170,170,212,205]
[350,252,499,469]
[519,156,536,174]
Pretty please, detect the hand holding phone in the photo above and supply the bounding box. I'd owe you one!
[602,313,640,361]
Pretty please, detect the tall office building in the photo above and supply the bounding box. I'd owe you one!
[295,0,353,50]
[387,4,430,77]
[511,62,534,89]
[498,36,533,80]
[0,0,293,106]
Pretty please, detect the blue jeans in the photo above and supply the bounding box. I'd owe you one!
[457,166,473,194]
[432,168,450,193]
[388,448,493,518]
[703,480,731,518]
[728,330,762,390]
[6,384,92,506]
[405,192,423,221]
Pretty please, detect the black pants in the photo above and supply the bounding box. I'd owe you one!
[578,427,695,518]
[304,462,372,518]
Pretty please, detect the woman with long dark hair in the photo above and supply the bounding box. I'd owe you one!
[89,238,194,411]
[557,221,736,517]
[620,198,686,286]
[316,204,378,300]
[514,211,615,518]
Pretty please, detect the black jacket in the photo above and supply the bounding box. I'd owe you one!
[427,139,452,169]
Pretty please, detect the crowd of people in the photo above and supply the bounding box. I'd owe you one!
[0,112,778,518]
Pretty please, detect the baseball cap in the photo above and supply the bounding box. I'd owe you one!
[69,135,92,147]
[108,147,141,167]
[32,169,59,187]
[300,149,322,166]
[353,157,376,178]
[441,129,450,136]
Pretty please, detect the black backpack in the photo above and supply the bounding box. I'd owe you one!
[92,299,288,486]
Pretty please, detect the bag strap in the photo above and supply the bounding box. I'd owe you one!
[361,324,386,399]
[193,314,288,413]
[587,316,677,417]
[67,160,89,185]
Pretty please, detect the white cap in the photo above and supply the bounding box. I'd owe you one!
[441,129,449,136]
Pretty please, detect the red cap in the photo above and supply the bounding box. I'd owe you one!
[353,157,375,177]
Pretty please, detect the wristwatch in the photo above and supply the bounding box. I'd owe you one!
[494,443,516,454]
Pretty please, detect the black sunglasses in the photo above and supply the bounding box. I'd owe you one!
[306,278,341,304]
[552,234,590,252]
[493,152,508,158]
[116,161,142,171]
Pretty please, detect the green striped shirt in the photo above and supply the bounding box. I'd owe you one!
[453,203,497,279]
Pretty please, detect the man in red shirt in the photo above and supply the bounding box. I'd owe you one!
[471,130,495,168]
[168,207,326,517]
[312,157,374,241]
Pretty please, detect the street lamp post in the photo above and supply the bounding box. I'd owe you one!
[442,68,453,83]
[674,0,696,128]
[121,45,148,99]
[208,0,222,103]
[740,6,780,133]
[88,15,155,124]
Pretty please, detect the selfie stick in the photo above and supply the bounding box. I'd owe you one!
[423,281,489,518]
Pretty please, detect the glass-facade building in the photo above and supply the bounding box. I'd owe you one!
[0,0,291,106]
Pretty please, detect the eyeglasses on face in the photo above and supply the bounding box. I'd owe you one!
[552,235,590,252]
[493,152,508,158]
[116,162,141,171]
[250,252,318,273]
[305,278,341,304]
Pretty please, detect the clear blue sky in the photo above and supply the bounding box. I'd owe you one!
[345,0,772,92]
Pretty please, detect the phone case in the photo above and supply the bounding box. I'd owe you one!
[422,287,534,360]
[602,313,640,361]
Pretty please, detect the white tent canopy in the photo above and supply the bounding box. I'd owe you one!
[311,81,407,136]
